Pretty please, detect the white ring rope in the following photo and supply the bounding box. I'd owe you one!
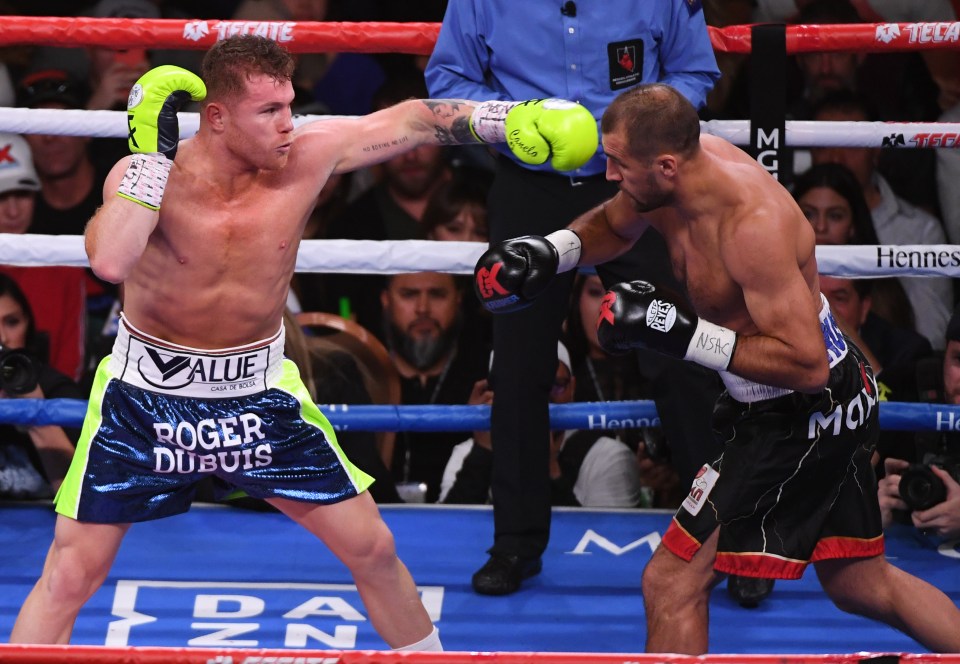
[1,234,958,277]
[1,108,960,148]
[3,106,959,277]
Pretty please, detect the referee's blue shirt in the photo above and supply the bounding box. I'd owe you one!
[425,0,721,177]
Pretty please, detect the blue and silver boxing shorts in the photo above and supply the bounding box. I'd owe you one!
[55,315,373,523]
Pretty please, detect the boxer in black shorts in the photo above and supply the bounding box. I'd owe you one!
[664,304,884,579]
[475,82,960,653]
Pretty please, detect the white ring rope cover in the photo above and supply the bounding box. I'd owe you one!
[2,108,960,148]
[2,234,959,278]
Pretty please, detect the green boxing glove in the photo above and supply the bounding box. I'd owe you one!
[127,65,206,158]
[118,65,206,211]
[469,98,598,172]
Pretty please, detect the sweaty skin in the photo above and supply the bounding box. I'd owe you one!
[570,131,828,393]
[87,76,481,348]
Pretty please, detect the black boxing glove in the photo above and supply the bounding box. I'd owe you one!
[597,280,738,371]
[474,229,581,313]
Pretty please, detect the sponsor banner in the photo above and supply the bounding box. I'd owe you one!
[817,244,960,278]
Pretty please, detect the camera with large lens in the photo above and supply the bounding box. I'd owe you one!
[899,450,960,512]
[0,346,39,396]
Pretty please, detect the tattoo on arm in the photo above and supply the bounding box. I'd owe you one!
[423,99,464,119]
[361,135,411,153]
[452,117,477,144]
[421,99,479,146]
[434,127,455,145]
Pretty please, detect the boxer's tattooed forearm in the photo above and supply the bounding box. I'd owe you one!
[422,99,478,144]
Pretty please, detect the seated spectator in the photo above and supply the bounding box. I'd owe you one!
[792,161,913,329]
[0,273,84,499]
[421,170,491,243]
[380,271,489,502]
[16,70,119,380]
[564,273,685,508]
[82,0,162,168]
[0,132,87,382]
[809,92,952,350]
[877,307,960,540]
[440,341,647,508]
[16,69,106,234]
[819,275,931,398]
[284,309,401,504]
[231,0,387,114]
[937,101,960,245]
[421,168,494,347]
[85,18,153,112]
[755,0,959,113]
[321,74,452,331]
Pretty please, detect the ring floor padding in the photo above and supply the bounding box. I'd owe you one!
[1,503,957,653]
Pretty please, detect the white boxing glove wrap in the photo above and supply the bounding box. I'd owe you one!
[544,229,582,273]
[116,153,172,211]
[684,319,737,372]
[469,100,521,144]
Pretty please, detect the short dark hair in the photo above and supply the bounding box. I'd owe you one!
[947,306,960,344]
[600,83,701,162]
[201,35,295,103]
[793,0,861,25]
[792,162,879,244]
[811,88,878,122]
[421,169,492,238]
[0,273,36,347]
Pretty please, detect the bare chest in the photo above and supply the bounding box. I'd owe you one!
[666,234,745,328]
[157,179,309,266]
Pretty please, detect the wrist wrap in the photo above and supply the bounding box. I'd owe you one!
[469,100,521,144]
[116,153,172,211]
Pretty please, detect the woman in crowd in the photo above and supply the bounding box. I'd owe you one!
[0,273,84,499]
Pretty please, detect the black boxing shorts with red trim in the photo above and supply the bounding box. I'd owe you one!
[661,299,884,579]
[54,315,373,524]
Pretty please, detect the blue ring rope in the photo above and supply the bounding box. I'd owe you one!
[1,398,956,433]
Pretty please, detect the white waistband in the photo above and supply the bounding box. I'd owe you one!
[719,293,847,403]
[107,314,286,398]
[718,371,794,403]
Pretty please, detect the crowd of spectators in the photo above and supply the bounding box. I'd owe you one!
[0,1,957,578]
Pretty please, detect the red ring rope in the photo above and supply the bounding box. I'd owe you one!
[0,16,958,54]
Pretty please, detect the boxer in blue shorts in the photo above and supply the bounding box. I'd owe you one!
[475,82,960,653]
[56,316,374,524]
[11,35,599,649]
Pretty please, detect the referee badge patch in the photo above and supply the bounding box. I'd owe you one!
[607,39,643,91]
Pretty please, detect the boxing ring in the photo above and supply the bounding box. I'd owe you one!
[0,13,960,664]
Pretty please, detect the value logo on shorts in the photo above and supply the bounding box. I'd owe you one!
[136,345,264,393]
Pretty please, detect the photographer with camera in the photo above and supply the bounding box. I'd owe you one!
[0,273,84,499]
[877,306,960,538]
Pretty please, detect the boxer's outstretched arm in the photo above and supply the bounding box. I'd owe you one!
[318,98,481,174]
[568,192,649,267]
[309,98,596,176]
